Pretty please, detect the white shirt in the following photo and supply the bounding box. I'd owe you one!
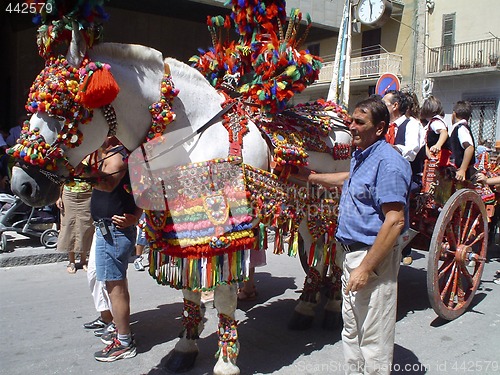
[449,119,474,147]
[394,115,425,162]
[428,115,447,134]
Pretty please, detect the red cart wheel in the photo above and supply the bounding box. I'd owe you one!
[427,189,488,320]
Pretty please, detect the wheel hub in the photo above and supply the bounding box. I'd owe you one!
[455,244,472,264]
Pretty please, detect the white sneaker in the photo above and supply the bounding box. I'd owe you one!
[134,256,145,271]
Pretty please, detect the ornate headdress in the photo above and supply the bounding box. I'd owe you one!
[190,0,322,114]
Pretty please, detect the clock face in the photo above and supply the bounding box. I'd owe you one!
[357,0,392,26]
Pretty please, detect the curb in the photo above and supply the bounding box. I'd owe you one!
[0,252,68,268]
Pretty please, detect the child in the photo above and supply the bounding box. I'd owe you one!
[449,101,475,181]
[421,95,450,163]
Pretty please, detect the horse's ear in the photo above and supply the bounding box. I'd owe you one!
[66,21,87,67]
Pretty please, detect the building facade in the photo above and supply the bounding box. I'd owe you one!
[3,0,499,147]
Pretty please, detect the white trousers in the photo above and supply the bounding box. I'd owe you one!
[340,245,401,375]
[87,233,112,313]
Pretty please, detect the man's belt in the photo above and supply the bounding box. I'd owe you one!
[340,242,370,252]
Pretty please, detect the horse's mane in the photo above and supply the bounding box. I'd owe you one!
[164,57,220,94]
[89,42,164,71]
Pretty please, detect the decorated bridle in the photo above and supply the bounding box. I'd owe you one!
[8,52,120,181]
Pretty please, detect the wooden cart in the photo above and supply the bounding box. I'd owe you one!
[408,158,494,320]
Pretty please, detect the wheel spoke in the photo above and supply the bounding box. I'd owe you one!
[457,263,474,306]
[438,256,454,276]
[467,231,485,247]
[447,262,460,308]
[459,262,474,285]
[444,226,458,250]
[462,211,482,245]
[460,201,474,244]
[440,262,456,302]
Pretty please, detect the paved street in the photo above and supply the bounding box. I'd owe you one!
[1,241,500,375]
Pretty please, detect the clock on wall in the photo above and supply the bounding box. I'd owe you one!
[357,0,393,28]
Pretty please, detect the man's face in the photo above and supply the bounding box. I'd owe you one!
[350,108,385,150]
[382,93,398,121]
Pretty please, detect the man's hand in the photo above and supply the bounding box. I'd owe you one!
[345,264,374,294]
[112,213,137,229]
[290,166,314,182]
[456,169,466,181]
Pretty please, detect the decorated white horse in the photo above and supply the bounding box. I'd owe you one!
[10,8,351,375]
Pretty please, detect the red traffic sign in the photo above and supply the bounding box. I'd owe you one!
[376,73,400,96]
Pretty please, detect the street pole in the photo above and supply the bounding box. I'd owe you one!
[327,0,352,109]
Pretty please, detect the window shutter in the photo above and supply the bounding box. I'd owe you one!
[442,14,455,47]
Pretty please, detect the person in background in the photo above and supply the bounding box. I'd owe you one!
[449,101,476,181]
[56,180,94,274]
[83,136,142,362]
[133,213,146,272]
[382,90,425,166]
[382,90,425,265]
[83,234,115,337]
[421,95,450,164]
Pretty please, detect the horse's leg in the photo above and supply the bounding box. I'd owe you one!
[288,265,323,330]
[165,290,204,373]
[213,284,240,375]
[288,221,323,330]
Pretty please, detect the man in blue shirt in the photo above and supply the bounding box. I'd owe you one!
[299,97,411,374]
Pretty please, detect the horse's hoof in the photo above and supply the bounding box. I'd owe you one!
[164,350,198,373]
[213,357,240,375]
[288,311,314,330]
[322,310,342,331]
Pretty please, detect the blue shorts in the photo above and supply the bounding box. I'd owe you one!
[136,226,147,246]
[136,213,147,246]
[95,221,136,282]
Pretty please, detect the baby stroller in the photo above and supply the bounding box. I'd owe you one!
[0,193,59,252]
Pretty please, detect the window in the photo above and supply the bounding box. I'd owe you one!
[468,98,498,147]
[441,13,455,68]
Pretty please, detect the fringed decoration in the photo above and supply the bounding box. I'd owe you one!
[215,314,239,361]
[258,222,266,250]
[148,248,253,290]
[180,299,203,340]
[79,62,119,108]
[289,231,299,257]
[300,267,321,303]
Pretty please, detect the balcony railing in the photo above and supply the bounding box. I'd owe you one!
[316,52,403,84]
[428,37,500,73]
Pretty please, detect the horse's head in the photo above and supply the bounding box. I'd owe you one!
[11,24,165,207]
[10,24,109,206]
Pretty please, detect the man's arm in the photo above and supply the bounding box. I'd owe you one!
[455,143,474,181]
[291,167,349,188]
[345,202,405,294]
[308,171,350,188]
